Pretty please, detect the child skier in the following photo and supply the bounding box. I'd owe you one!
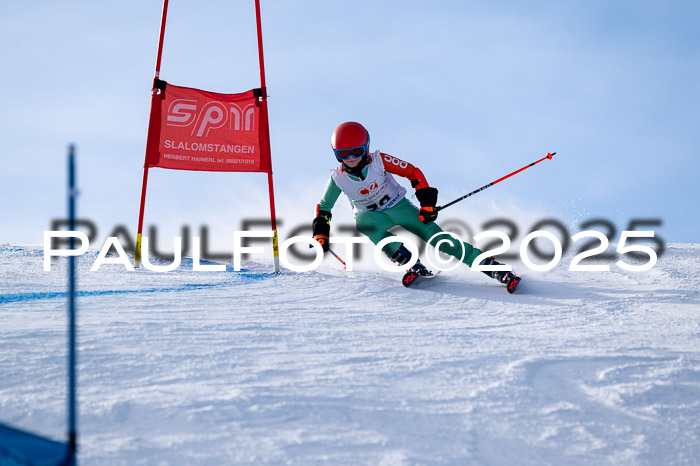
[311,121,520,293]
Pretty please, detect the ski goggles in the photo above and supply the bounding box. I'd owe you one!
[334,143,369,161]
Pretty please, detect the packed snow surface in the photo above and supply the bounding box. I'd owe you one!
[1,244,699,465]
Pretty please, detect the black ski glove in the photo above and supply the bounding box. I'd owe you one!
[312,210,332,252]
[416,187,438,224]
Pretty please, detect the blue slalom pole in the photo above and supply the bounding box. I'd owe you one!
[67,144,77,460]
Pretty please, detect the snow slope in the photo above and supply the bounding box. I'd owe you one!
[1,244,699,465]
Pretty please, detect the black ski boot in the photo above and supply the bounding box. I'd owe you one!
[392,245,435,287]
[480,256,521,294]
[409,259,432,276]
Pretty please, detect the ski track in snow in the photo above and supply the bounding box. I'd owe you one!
[1,244,699,465]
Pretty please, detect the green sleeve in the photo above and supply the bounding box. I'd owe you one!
[318,176,342,213]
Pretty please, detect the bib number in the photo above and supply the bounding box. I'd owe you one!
[367,194,392,211]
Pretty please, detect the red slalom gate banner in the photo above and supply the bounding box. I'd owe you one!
[145,82,271,173]
[135,0,280,272]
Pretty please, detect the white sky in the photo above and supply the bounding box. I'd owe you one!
[1,0,698,249]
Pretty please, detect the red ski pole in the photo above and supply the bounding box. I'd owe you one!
[328,248,347,270]
[436,152,556,212]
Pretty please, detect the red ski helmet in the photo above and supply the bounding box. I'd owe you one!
[331,122,370,162]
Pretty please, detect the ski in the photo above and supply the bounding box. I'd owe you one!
[402,269,440,288]
[503,273,522,294]
[402,269,521,293]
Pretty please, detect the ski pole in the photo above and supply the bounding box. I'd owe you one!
[328,248,347,270]
[436,152,556,212]
[310,242,347,269]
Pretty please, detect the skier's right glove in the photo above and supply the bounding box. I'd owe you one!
[312,209,332,253]
[416,187,438,224]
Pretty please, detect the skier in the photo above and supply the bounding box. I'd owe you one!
[311,121,520,292]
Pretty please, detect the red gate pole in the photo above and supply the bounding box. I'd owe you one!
[135,0,170,267]
[255,0,280,273]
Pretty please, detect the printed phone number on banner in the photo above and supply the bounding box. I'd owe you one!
[162,153,256,165]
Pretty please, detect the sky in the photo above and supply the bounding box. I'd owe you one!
[0,0,698,255]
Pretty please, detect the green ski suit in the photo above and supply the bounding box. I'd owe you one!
[318,155,483,267]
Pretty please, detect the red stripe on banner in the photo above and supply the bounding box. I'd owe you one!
[257,98,272,173]
[144,91,164,168]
